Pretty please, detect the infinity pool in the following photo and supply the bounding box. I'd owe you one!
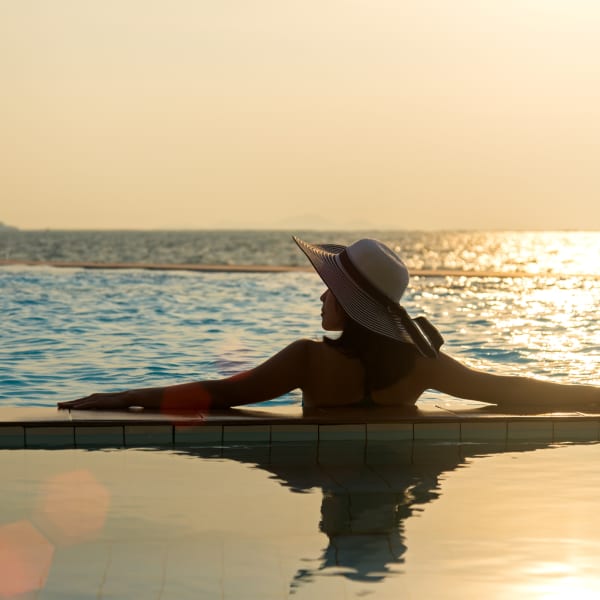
[2,263,600,599]
[2,441,600,599]
[2,267,599,407]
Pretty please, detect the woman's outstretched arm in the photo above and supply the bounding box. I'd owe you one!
[419,352,600,413]
[57,340,310,411]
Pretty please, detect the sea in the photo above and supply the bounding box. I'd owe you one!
[1,229,599,407]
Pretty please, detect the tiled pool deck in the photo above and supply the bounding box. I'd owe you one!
[2,400,600,449]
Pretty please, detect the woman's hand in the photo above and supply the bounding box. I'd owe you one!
[58,390,142,411]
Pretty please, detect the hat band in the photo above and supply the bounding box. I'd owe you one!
[338,249,398,308]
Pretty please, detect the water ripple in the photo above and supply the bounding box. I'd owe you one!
[1,265,599,407]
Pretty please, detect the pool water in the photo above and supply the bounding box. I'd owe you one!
[2,267,599,407]
[2,250,600,599]
[2,442,600,599]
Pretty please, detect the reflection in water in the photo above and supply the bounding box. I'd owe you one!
[288,466,443,589]
[293,471,439,587]
[3,440,600,598]
[177,440,570,594]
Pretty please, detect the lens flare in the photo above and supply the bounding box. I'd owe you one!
[33,469,110,546]
[161,382,213,413]
[0,520,54,598]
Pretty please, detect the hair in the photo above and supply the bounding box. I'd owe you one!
[323,314,418,391]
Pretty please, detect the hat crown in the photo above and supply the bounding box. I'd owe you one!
[345,239,409,303]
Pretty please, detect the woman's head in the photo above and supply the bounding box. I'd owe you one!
[294,236,444,358]
[321,290,418,389]
[320,289,346,331]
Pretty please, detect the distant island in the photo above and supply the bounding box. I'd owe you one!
[0,222,18,231]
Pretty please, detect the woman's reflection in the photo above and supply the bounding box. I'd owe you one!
[178,439,538,591]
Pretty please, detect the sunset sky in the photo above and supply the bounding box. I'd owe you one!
[2,1,600,230]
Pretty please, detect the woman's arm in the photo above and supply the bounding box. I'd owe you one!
[58,340,310,411]
[418,352,600,413]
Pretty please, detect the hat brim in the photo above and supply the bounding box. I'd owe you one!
[293,236,442,358]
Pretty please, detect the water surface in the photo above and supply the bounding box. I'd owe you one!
[2,266,598,407]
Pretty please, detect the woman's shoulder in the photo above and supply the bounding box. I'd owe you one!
[275,338,336,364]
[287,337,335,362]
[285,337,362,373]
[299,337,355,360]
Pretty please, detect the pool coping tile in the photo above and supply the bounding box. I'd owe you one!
[507,420,554,441]
[460,421,508,442]
[0,407,73,424]
[201,405,304,425]
[367,423,413,441]
[271,424,318,442]
[2,407,600,448]
[124,425,173,447]
[414,422,461,441]
[319,424,366,441]
[223,425,271,442]
[75,426,125,447]
[69,409,204,425]
[0,425,25,448]
[174,425,223,445]
[25,426,75,448]
[552,419,599,442]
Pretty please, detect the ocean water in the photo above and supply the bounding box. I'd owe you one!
[3,229,600,274]
[1,230,599,407]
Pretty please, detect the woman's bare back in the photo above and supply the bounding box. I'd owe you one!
[302,340,425,408]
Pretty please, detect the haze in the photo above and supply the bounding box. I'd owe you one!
[2,1,600,230]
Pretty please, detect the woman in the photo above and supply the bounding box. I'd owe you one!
[58,236,600,413]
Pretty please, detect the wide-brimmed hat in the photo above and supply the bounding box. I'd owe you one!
[293,236,444,358]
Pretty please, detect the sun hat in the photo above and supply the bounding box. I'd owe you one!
[293,236,444,358]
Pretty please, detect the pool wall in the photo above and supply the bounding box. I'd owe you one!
[1,400,599,450]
